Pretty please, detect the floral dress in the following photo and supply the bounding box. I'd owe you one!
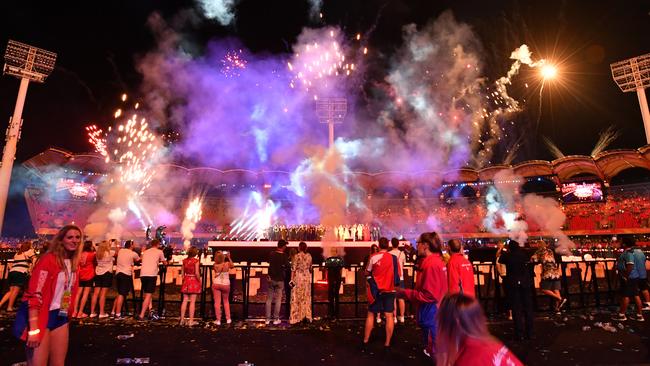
[181,257,201,294]
[290,252,313,324]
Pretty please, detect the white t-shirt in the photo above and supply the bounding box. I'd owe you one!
[50,259,72,310]
[95,250,115,275]
[389,248,406,267]
[140,247,166,277]
[116,248,140,276]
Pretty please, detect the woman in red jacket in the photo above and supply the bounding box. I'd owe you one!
[436,293,523,366]
[21,225,82,366]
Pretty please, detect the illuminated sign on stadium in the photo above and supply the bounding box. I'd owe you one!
[56,179,98,200]
[561,182,604,203]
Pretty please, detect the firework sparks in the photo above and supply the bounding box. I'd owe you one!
[86,125,108,160]
[221,49,247,78]
[288,27,363,99]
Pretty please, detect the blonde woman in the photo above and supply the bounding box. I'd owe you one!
[19,225,83,366]
[0,241,34,311]
[211,251,234,325]
[179,247,202,326]
[89,241,115,318]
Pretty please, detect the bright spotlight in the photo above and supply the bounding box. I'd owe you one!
[540,64,558,80]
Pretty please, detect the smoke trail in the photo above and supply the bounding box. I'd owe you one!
[307,0,323,21]
[542,136,565,159]
[522,194,574,254]
[196,0,236,26]
[591,126,620,157]
[107,207,127,240]
[483,170,528,244]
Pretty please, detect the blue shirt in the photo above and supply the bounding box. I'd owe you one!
[621,250,640,279]
[632,249,647,279]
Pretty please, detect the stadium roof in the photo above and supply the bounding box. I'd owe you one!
[22,145,650,189]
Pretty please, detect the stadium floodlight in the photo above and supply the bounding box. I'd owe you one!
[610,53,650,144]
[315,97,347,148]
[0,40,57,235]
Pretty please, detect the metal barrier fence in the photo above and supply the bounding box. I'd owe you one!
[0,257,640,320]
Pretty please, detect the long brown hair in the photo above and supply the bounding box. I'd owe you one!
[48,225,84,271]
[436,294,492,366]
[96,240,111,260]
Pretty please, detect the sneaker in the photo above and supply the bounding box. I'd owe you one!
[214,320,221,326]
[632,313,645,322]
[90,313,98,318]
[114,314,123,320]
[376,317,382,324]
[398,316,405,323]
[612,313,627,321]
[558,298,567,310]
[273,319,281,325]
[98,313,110,319]
[642,303,650,312]
[264,320,271,325]
[226,319,232,324]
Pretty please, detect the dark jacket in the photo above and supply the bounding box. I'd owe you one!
[269,250,288,281]
[498,248,533,287]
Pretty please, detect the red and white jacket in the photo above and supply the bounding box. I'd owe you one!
[403,253,447,304]
[447,253,476,298]
[20,252,79,341]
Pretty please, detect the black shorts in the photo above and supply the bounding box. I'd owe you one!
[116,273,133,296]
[639,278,649,292]
[94,272,113,288]
[620,278,640,297]
[8,271,28,287]
[140,276,157,294]
[368,292,396,313]
[79,277,94,288]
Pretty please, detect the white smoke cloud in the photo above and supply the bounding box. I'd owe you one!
[522,194,574,254]
[196,0,236,26]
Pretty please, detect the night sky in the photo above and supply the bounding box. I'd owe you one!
[0,0,649,235]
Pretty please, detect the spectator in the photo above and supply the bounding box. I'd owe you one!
[362,237,402,351]
[389,237,407,324]
[530,240,566,314]
[290,242,313,324]
[498,240,534,340]
[495,241,512,320]
[436,293,523,366]
[72,241,96,318]
[89,240,114,318]
[447,239,476,299]
[0,241,34,311]
[399,232,448,358]
[211,251,234,325]
[613,236,645,321]
[19,225,83,366]
[137,239,167,321]
[180,246,202,326]
[113,240,140,320]
[266,240,288,325]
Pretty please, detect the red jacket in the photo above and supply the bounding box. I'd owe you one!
[404,253,447,304]
[454,337,523,366]
[447,253,476,298]
[21,253,79,341]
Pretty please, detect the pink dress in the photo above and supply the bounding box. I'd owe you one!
[181,257,201,294]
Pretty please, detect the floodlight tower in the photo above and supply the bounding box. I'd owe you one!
[315,97,347,148]
[610,53,650,144]
[0,40,57,234]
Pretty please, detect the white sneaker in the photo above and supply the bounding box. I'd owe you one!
[642,303,650,312]
[273,319,281,325]
[398,316,405,323]
[226,319,232,324]
[264,320,270,325]
[214,320,221,326]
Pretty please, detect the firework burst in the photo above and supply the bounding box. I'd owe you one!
[221,49,247,78]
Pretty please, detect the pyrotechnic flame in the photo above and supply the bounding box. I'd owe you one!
[182,197,203,248]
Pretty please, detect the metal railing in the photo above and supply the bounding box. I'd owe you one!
[0,257,643,320]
